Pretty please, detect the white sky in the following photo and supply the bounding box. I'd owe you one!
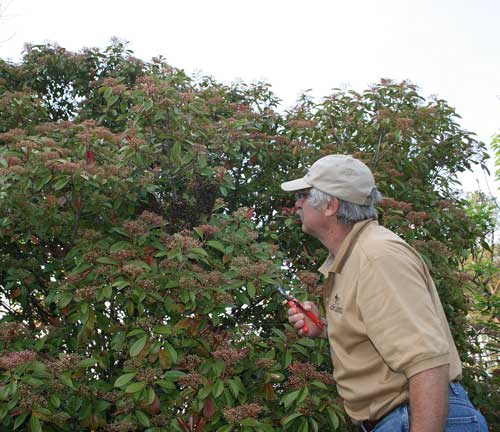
[1,0,500,198]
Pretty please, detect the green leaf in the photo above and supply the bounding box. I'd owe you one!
[127,328,146,337]
[96,257,119,265]
[153,325,172,335]
[13,412,29,430]
[207,240,226,253]
[29,415,42,432]
[216,426,234,432]
[163,341,178,364]
[309,417,319,432]
[114,372,137,388]
[130,335,148,357]
[171,141,182,160]
[198,385,212,399]
[281,412,303,425]
[227,379,239,398]
[145,387,155,405]
[282,389,300,409]
[54,176,71,191]
[36,173,52,191]
[135,410,150,427]
[0,385,10,400]
[110,241,133,252]
[327,407,340,430]
[247,281,256,298]
[125,381,147,393]
[49,395,61,408]
[163,370,185,381]
[298,417,309,432]
[58,372,76,389]
[77,357,97,368]
[212,380,224,397]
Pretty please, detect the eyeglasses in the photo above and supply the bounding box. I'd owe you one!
[295,190,311,201]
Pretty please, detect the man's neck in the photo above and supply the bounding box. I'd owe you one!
[321,222,354,257]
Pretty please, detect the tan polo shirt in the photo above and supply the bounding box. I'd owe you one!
[319,219,462,422]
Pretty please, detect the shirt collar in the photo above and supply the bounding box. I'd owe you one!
[318,219,377,276]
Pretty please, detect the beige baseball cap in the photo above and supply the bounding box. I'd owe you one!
[281,154,376,205]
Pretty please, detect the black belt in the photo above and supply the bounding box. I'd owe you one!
[359,403,406,432]
[361,419,379,431]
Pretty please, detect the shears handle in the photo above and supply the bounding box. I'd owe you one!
[288,298,326,334]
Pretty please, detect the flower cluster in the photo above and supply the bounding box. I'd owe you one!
[104,421,138,432]
[111,250,137,262]
[136,367,162,383]
[178,372,203,390]
[100,77,127,96]
[411,240,451,257]
[177,354,202,372]
[407,211,431,226]
[255,358,275,369]
[160,231,202,250]
[0,349,37,370]
[197,224,219,238]
[286,362,335,389]
[139,211,165,228]
[395,117,414,131]
[380,197,413,212]
[0,322,29,341]
[17,383,48,410]
[122,264,146,279]
[297,397,317,416]
[223,403,264,423]
[122,220,148,237]
[0,128,26,142]
[231,256,272,279]
[44,353,81,375]
[297,271,321,296]
[75,285,98,301]
[212,347,248,368]
[287,119,318,129]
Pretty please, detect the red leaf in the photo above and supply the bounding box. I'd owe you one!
[189,414,198,430]
[244,207,255,220]
[146,254,153,265]
[195,416,208,432]
[86,150,95,164]
[31,235,40,245]
[203,398,216,420]
[176,417,190,432]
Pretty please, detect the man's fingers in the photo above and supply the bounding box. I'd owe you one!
[294,319,304,330]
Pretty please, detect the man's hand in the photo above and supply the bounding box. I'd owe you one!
[287,301,326,338]
[409,364,449,431]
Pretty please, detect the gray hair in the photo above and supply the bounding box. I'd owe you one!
[309,187,382,225]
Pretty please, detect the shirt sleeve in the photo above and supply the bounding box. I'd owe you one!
[357,251,451,378]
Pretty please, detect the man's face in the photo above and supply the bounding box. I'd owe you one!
[295,189,328,237]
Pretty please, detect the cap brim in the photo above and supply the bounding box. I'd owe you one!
[280,177,311,192]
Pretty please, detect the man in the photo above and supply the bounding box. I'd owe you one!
[282,154,488,431]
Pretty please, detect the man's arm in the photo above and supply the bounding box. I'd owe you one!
[409,364,449,432]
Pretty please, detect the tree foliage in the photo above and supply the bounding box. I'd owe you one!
[0,41,497,430]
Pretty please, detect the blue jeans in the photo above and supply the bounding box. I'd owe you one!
[361,383,488,431]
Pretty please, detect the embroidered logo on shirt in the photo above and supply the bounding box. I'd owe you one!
[329,294,343,314]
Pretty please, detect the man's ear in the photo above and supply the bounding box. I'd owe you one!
[324,197,339,217]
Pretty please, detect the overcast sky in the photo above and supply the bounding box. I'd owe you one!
[2,0,499,197]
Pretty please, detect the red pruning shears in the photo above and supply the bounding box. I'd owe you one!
[276,286,326,334]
